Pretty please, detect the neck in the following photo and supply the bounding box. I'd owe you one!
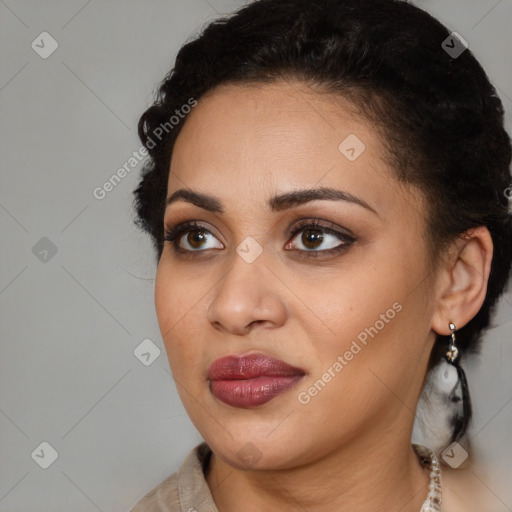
[205,422,431,512]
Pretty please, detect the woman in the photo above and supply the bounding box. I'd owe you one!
[130,0,512,510]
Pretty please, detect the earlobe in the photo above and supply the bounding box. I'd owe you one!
[431,226,493,335]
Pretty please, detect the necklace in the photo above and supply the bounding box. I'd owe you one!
[413,444,442,511]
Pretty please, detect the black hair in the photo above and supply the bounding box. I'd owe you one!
[133,0,512,444]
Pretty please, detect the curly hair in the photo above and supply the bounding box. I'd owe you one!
[133,0,512,442]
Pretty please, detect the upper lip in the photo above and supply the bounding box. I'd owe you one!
[208,353,306,380]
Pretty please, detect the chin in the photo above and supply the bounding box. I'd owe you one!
[202,421,318,471]
[214,440,299,471]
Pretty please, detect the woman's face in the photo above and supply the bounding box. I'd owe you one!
[155,80,440,469]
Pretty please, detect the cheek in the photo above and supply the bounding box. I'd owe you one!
[286,255,406,355]
[154,260,205,331]
[154,265,178,337]
[154,265,202,369]
[294,240,429,387]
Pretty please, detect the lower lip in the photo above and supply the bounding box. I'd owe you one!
[210,375,304,408]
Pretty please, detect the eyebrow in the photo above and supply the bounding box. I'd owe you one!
[165,186,377,215]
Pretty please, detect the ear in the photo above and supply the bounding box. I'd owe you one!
[431,226,494,336]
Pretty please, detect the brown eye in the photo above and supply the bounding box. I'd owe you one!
[286,220,356,255]
[164,222,223,252]
[299,229,325,250]
[185,230,209,249]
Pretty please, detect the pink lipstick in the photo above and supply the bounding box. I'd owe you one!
[208,353,305,408]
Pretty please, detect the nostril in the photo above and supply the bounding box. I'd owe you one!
[248,320,267,329]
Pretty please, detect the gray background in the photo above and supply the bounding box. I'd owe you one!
[0,1,511,510]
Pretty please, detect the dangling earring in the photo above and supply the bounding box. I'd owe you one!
[446,322,459,363]
[412,322,472,454]
[445,321,472,444]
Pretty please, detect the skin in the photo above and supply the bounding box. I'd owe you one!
[154,79,493,512]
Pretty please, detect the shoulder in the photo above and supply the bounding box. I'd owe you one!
[128,442,215,512]
[129,470,181,512]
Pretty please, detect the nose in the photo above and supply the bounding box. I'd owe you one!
[206,253,287,336]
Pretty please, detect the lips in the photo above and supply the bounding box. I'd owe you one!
[208,353,306,408]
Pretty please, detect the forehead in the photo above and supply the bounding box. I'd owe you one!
[167,80,422,220]
[172,80,378,170]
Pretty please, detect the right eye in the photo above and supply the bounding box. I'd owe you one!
[163,221,224,253]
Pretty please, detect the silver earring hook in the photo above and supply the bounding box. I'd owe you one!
[446,322,459,363]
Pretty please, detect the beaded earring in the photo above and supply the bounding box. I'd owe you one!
[445,322,471,444]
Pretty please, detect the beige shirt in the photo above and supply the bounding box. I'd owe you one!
[129,442,217,512]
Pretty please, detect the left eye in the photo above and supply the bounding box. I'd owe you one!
[285,221,355,253]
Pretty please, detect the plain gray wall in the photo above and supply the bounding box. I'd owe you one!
[1,1,511,510]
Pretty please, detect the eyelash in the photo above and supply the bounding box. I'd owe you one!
[163,219,356,258]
